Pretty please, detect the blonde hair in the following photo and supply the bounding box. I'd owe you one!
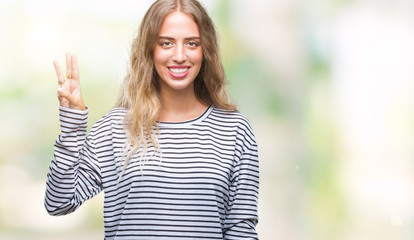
[116,0,236,178]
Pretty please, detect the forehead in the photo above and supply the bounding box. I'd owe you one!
[158,11,200,37]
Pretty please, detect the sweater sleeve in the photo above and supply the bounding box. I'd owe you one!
[224,124,260,240]
[44,106,102,216]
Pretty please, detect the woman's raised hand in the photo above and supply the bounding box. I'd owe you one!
[54,53,86,111]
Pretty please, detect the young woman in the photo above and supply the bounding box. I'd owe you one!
[45,0,259,239]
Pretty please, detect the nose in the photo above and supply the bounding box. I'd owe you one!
[172,45,186,63]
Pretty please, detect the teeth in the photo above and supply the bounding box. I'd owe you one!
[169,68,189,74]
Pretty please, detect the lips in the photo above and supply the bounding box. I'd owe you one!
[167,66,190,78]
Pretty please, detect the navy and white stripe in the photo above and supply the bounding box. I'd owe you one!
[45,105,259,239]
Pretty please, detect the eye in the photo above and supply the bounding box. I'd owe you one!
[186,41,200,48]
[160,40,174,48]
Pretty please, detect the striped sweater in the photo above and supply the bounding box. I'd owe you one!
[45,105,259,239]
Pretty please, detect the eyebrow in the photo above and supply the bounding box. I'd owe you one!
[158,36,201,40]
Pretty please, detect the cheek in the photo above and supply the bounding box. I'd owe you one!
[153,48,168,66]
[189,49,203,65]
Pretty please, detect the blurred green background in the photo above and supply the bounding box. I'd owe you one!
[1,0,414,239]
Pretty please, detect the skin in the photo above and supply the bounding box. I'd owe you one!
[154,11,207,122]
[54,52,86,111]
[54,11,207,120]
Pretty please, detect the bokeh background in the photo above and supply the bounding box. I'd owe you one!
[1,0,414,239]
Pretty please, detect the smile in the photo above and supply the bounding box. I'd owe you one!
[167,66,190,78]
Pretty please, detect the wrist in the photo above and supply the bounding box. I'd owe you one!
[70,104,86,111]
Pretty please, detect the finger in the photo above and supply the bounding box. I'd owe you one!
[71,54,79,80]
[61,75,71,92]
[57,89,69,108]
[58,87,75,104]
[65,52,72,79]
[53,60,65,85]
[58,88,85,110]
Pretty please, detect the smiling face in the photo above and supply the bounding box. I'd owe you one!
[153,11,203,95]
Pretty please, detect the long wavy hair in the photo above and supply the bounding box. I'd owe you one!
[116,0,236,178]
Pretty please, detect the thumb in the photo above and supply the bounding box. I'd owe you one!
[57,88,86,111]
[58,87,76,103]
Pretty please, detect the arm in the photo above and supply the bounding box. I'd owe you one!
[224,125,260,239]
[44,53,101,215]
[44,107,102,215]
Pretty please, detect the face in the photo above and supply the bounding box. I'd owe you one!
[153,11,203,94]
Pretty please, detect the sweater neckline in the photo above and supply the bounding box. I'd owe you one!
[157,105,212,128]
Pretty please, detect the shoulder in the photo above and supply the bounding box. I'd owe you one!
[209,108,258,163]
[209,107,256,144]
[89,107,127,135]
[209,107,254,132]
[96,107,127,123]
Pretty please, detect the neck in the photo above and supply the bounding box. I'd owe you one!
[158,87,207,122]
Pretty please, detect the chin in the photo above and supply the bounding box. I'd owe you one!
[161,75,195,91]
[167,82,193,91]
